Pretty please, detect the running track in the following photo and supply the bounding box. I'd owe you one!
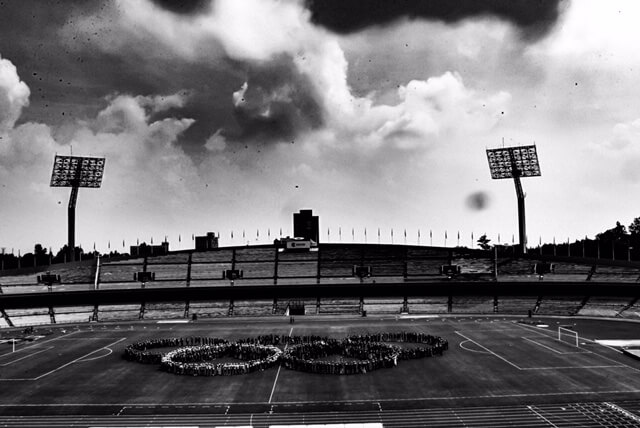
[0,400,640,427]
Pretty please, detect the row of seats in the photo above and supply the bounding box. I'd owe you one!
[2,247,640,293]
[1,296,636,327]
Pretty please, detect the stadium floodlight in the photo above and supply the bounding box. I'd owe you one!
[486,145,541,254]
[50,155,105,262]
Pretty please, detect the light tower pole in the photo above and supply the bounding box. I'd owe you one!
[50,155,105,262]
[486,145,541,255]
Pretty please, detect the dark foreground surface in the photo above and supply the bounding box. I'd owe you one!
[0,314,639,427]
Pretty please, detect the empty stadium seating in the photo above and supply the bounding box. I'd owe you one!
[53,306,95,324]
[407,297,448,313]
[578,296,635,317]
[452,296,495,313]
[98,304,140,322]
[4,308,51,327]
[536,296,586,316]
[143,302,185,319]
[1,243,640,327]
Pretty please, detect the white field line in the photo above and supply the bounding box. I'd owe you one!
[0,330,81,358]
[33,337,126,380]
[522,337,589,355]
[268,326,293,404]
[0,346,54,366]
[514,322,640,373]
[77,347,113,362]
[454,331,522,370]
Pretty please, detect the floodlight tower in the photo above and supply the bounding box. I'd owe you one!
[486,145,541,255]
[50,155,105,262]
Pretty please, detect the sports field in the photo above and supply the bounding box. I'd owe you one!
[0,315,639,427]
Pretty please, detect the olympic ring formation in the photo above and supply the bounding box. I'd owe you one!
[123,332,448,376]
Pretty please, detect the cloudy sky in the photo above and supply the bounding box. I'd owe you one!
[1,0,640,254]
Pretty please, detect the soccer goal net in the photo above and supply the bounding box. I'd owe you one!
[558,326,579,347]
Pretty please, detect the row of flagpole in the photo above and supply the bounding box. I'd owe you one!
[0,232,636,264]
[79,229,521,254]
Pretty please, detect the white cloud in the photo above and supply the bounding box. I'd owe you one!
[0,54,30,133]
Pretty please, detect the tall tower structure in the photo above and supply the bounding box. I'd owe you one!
[293,209,319,243]
[486,145,541,255]
[50,155,105,262]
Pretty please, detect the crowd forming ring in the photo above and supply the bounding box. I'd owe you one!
[123,332,448,376]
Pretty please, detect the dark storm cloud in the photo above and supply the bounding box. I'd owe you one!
[306,0,566,40]
[232,57,324,143]
[150,0,212,15]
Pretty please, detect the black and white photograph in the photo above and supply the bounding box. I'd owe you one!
[1,0,640,426]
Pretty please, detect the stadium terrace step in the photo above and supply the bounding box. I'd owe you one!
[53,306,94,324]
[578,296,636,317]
[451,296,495,313]
[190,262,232,279]
[277,261,317,278]
[496,297,538,314]
[536,296,585,316]
[98,304,140,322]
[143,303,185,319]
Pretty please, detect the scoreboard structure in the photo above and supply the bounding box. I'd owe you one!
[50,155,105,262]
[486,145,541,254]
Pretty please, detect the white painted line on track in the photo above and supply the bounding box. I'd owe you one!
[527,405,559,427]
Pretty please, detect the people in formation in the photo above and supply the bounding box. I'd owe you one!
[122,331,449,376]
[160,342,281,376]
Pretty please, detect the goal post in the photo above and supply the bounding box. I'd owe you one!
[558,326,579,347]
